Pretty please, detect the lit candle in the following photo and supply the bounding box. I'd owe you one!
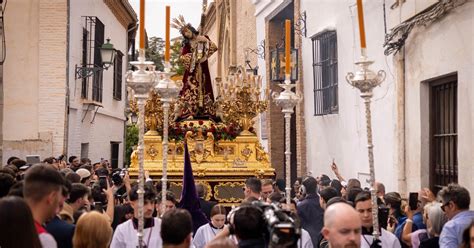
[165,6,170,62]
[356,0,367,49]
[285,19,291,76]
[139,0,145,49]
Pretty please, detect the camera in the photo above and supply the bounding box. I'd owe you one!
[111,168,128,186]
[229,201,301,248]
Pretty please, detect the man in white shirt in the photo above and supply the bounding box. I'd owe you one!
[111,185,162,248]
[354,191,401,248]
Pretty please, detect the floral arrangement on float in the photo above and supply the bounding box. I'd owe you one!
[167,120,255,142]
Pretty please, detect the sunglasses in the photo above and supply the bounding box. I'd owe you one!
[440,201,450,212]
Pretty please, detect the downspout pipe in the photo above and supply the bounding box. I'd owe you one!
[63,0,70,158]
[395,47,406,196]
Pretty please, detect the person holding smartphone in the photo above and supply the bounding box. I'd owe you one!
[90,176,115,224]
[384,192,405,234]
[394,191,427,247]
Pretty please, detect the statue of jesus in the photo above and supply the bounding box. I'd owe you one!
[172,15,218,121]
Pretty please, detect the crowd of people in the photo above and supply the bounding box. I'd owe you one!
[0,156,473,248]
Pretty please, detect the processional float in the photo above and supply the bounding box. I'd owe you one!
[128,2,273,206]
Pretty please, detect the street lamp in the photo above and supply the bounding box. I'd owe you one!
[270,48,298,82]
[130,111,138,125]
[100,39,116,69]
[75,38,117,79]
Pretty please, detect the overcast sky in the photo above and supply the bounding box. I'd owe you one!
[129,0,208,40]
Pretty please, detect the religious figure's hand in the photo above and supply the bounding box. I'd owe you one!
[195,35,208,43]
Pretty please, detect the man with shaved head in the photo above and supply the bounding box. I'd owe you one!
[322,202,362,248]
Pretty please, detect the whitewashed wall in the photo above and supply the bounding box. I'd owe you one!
[68,0,128,166]
[300,0,398,191]
[402,1,474,201]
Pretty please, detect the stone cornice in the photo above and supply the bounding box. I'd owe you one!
[104,0,138,28]
[202,2,217,34]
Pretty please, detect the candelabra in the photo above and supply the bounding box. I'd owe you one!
[155,61,183,215]
[126,49,155,247]
[345,52,386,240]
[272,74,302,206]
[216,66,268,135]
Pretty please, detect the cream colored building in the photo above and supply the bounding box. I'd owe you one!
[2,0,137,167]
[202,0,259,96]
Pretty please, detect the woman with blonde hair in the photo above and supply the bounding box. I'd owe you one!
[73,211,113,248]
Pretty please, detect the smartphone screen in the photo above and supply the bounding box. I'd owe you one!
[99,176,108,191]
[378,207,389,230]
[409,192,419,210]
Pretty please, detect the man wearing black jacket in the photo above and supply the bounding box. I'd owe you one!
[297,176,324,246]
[46,180,75,248]
[233,204,266,248]
[196,183,216,220]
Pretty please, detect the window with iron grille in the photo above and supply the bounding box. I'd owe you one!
[113,50,123,100]
[430,74,457,192]
[312,30,338,115]
[82,16,105,101]
[92,18,104,102]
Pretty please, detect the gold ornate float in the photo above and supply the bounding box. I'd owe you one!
[128,66,274,205]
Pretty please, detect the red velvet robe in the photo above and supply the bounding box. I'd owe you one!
[177,36,217,121]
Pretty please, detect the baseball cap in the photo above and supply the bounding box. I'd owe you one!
[76,168,91,181]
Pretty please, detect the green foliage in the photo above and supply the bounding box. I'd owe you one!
[124,124,139,167]
[145,36,165,71]
[170,40,184,76]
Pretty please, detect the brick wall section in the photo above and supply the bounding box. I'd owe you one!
[266,21,285,179]
[38,0,68,155]
[294,0,307,177]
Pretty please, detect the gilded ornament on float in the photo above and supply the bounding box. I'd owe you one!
[255,143,269,163]
[147,145,158,160]
[215,66,269,135]
[185,126,215,164]
[128,61,274,205]
[241,145,253,161]
[146,90,177,135]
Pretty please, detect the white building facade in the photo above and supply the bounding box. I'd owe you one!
[3,0,137,167]
[254,0,474,200]
[299,0,398,190]
[67,0,137,168]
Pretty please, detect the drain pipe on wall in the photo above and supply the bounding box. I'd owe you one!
[395,47,407,196]
[63,0,71,158]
